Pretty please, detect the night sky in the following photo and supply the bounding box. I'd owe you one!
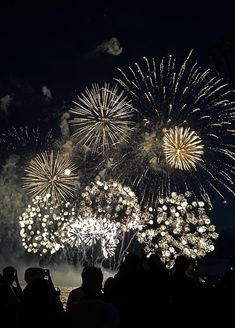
[0,0,235,273]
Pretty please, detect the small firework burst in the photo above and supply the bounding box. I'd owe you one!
[22,150,79,203]
[137,191,218,269]
[0,126,53,153]
[19,194,76,255]
[163,126,204,170]
[69,83,135,154]
[68,215,119,259]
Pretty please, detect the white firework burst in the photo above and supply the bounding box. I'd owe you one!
[69,83,135,154]
[137,191,218,268]
[79,175,142,233]
[67,176,142,264]
[68,215,119,259]
[19,194,76,255]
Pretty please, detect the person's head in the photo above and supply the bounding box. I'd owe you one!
[148,253,165,268]
[24,267,46,284]
[2,266,17,284]
[103,277,117,299]
[174,256,192,273]
[117,253,144,278]
[81,266,103,297]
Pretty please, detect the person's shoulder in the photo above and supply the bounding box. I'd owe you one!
[69,287,83,297]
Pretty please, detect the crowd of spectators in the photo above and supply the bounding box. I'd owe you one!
[1,253,235,327]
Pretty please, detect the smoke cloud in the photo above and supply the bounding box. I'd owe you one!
[0,95,13,112]
[42,85,53,101]
[94,37,123,56]
[60,111,71,139]
[0,154,28,262]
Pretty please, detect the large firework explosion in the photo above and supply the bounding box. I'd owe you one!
[79,175,142,232]
[137,191,219,269]
[69,83,135,155]
[114,51,235,207]
[1,51,230,269]
[68,176,142,266]
[22,150,79,203]
[19,194,76,256]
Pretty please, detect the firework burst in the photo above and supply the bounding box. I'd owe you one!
[79,175,142,232]
[69,83,135,154]
[0,126,53,154]
[19,194,76,255]
[23,150,79,203]
[163,126,204,170]
[114,51,235,206]
[137,191,218,269]
[67,176,142,265]
[68,215,119,259]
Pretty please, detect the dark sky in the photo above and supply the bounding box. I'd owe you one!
[0,1,234,124]
[0,0,235,271]
[0,0,234,91]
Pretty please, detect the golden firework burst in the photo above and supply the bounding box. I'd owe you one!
[23,151,79,203]
[163,126,204,170]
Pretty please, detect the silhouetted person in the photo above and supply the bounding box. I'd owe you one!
[223,254,235,284]
[168,256,198,326]
[3,266,22,300]
[0,273,21,327]
[148,253,168,275]
[66,266,119,327]
[103,277,118,304]
[218,254,235,325]
[114,253,146,327]
[66,266,103,313]
[144,254,169,323]
[18,267,65,328]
